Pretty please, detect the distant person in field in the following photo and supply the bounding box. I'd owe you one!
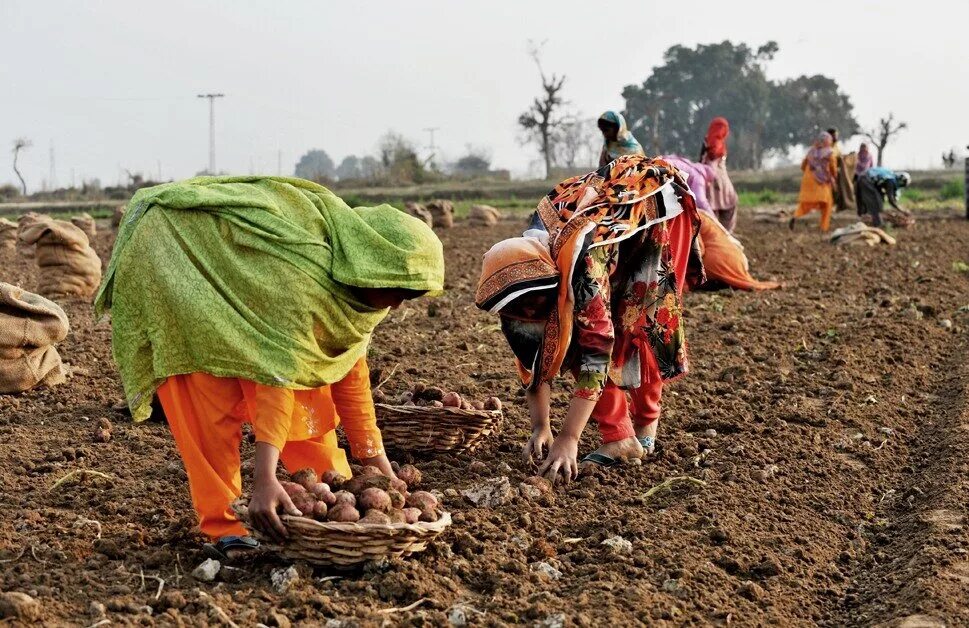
[475,155,704,482]
[698,117,739,233]
[855,167,912,228]
[827,127,856,212]
[662,154,781,292]
[597,111,645,166]
[855,143,874,176]
[96,176,444,559]
[791,132,838,232]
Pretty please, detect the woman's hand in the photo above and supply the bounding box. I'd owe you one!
[538,434,580,484]
[248,476,301,543]
[360,453,397,479]
[523,426,554,464]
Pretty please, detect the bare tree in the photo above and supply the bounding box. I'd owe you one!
[12,138,31,195]
[864,113,908,167]
[518,43,568,179]
[557,118,599,170]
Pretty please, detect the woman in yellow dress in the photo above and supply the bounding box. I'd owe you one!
[790,132,838,232]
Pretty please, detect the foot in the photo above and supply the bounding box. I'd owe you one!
[635,422,659,454]
[203,535,260,562]
[788,217,796,231]
[579,436,643,472]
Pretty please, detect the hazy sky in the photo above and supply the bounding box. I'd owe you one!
[2,0,967,190]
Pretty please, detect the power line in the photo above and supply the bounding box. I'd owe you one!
[197,93,224,174]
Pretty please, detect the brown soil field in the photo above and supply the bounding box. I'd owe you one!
[1,210,968,626]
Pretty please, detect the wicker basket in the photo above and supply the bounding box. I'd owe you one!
[233,502,451,568]
[375,403,503,454]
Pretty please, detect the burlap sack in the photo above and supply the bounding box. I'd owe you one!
[19,219,102,301]
[71,213,97,240]
[0,218,16,251]
[403,202,433,227]
[112,204,126,229]
[16,212,47,259]
[425,200,454,229]
[0,282,70,393]
[468,204,502,227]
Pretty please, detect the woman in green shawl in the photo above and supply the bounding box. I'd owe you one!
[96,176,445,558]
[598,110,645,166]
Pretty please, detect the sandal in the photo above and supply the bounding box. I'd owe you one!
[637,436,656,453]
[202,535,259,562]
[579,452,621,468]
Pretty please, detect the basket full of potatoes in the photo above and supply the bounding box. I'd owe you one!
[232,464,449,568]
[372,383,503,454]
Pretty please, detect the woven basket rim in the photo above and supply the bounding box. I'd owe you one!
[375,403,502,417]
[233,502,452,534]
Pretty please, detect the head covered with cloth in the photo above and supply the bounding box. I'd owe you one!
[96,176,444,422]
[598,111,645,164]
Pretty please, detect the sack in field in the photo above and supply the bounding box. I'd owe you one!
[0,218,17,251]
[0,282,70,393]
[112,205,125,229]
[16,212,48,258]
[468,204,502,227]
[19,219,102,301]
[426,199,454,229]
[71,213,97,240]
[403,202,433,227]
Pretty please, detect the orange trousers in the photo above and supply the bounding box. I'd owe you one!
[157,373,352,540]
[793,201,833,232]
[695,213,781,291]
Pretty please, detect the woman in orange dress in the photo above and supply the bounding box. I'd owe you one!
[791,132,838,232]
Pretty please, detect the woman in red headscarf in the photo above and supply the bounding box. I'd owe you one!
[699,117,739,233]
[475,156,704,482]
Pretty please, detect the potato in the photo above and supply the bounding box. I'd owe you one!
[96,417,112,431]
[308,482,330,497]
[422,386,445,401]
[419,508,440,523]
[484,396,502,411]
[411,382,426,395]
[405,491,439,512]
[321,469,346,490]
[397,464,422,489]
[344,473,392,495]
[397,391,413,405]
[358,488,392,512]
[470,401,485,411]
[312,501,329,521]
[333,490,357,507]
[360,509,392,524]
[402,507,422,524]
[391,461,401,473]
[429,400,444,408]
[460,401,473,410]
[360,465,382,477]
[291,468,318,489]
[93,428,112,443]
[290,492,317,517]
[388,509,408,524]
[327,503,360,523]
[387,489,406,510]
[442,391,462,408]
[390,478,409,494]
[280,481,307,497]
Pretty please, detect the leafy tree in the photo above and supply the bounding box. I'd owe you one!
[12,138,31,195]
[452,146,492,176]
[864,113,908,167]
[336,155,362,180]
[377,132,432,185]
[622,41,857,169]
[294,149,336,182]
[518,45,569,178]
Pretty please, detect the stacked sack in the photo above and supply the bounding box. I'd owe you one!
[0,283,70,394]
[468,204,502,227]
[403,201,433,227]
[19,219,102,301]
[70,213,97,240]
[16,212,47,258]
[0,218,16,251]
[425,200,454,229]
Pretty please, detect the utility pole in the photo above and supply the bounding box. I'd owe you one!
[197,93,224,174]
[422,127,439,152]
[48,142,57,190]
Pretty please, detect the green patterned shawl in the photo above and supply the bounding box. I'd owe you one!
[95,176,444,421]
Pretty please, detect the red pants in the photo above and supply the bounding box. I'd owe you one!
[591,210,694,443]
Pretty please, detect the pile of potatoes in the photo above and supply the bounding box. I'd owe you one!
[279,464,442,525]
[372,383,502,412]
